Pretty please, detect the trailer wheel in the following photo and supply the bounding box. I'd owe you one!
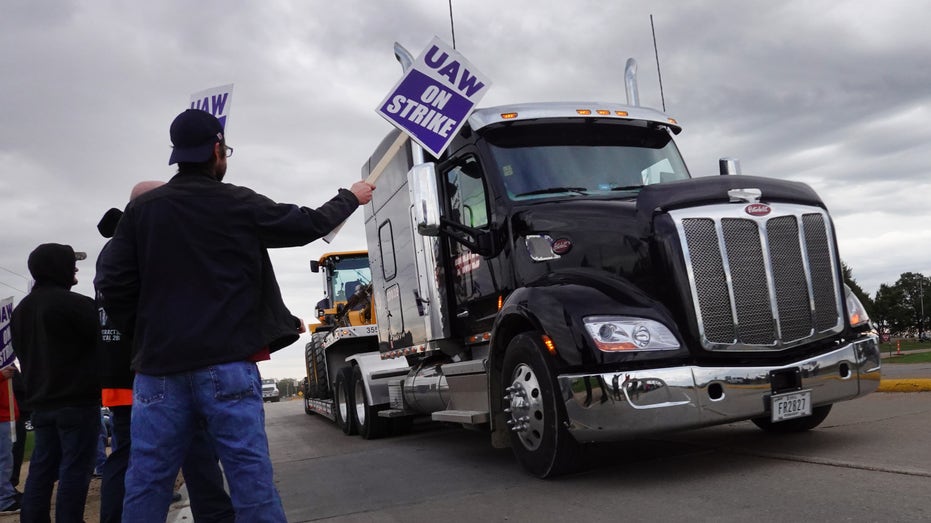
[334,367,357,435]
[351,365,390,439]
[751,404,832,433]
[502,332,580,478]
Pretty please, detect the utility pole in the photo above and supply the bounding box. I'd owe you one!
[920,278,925,341]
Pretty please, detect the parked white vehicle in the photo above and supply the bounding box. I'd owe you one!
[261,378,280,403]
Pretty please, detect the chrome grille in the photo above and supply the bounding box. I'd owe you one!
[673,204,843,351]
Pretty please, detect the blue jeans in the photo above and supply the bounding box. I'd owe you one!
[102,405,234,523]
[95,413,107,474]
[123,361,285,522]
[0,421,17,508]
[20,405,99,523]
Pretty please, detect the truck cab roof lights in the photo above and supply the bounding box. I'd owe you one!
[469,102,682,134]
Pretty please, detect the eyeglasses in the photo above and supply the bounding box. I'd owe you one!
[224,145,234,158]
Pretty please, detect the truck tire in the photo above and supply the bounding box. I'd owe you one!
[351,365,390,439]
[751,404,832,433]
[502,331,581,478]
[334,367,357,435]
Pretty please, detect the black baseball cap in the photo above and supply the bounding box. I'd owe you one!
[168,109,224,165]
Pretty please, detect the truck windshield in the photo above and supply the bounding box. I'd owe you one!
[329,256,371,302]
[483,121,690,201]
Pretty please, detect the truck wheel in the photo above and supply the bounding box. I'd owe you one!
[502,332,581,478]
[334,367,357,435]
[751,404,832,433]
[351,365,389,439]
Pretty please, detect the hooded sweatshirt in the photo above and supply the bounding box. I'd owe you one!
[11,243,99,410]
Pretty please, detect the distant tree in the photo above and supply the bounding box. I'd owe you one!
[872,283,908,340]
[841,261,873,314]
[277,378,298,397]
[894,272,929,339]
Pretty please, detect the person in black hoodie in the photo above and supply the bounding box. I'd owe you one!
[11,243,99,523]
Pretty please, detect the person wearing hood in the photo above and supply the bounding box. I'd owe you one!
[11,243,99,523]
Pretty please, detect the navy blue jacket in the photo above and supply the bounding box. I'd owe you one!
[95,170,359,375]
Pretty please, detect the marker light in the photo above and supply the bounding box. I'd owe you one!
[500,112,518,119]
[616,111,629,117]
[584,316,680,352]
[576,109,592,115]
[541,334,557,355]
[667,118,678,125]
[596,109,611,115]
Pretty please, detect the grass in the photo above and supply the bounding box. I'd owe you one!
[885,351,931,364]
[880,340,931,363]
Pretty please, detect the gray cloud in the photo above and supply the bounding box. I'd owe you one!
[2,0,928,379]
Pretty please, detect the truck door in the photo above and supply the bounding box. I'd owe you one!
[439,154,499,336]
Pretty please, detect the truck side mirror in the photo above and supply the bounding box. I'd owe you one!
[408,162,442,236]
[310,260,320,273]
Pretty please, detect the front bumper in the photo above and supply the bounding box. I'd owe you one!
[558,334,880,442]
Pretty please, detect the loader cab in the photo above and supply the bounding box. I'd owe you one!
[310,251,372,327]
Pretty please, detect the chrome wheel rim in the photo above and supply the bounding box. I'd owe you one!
[354,379,367,426]
[504,363,545,450]
[337,381,349,423]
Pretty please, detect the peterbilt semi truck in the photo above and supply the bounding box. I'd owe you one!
[301,44,880,478]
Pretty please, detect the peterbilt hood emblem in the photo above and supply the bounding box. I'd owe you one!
[745,203,772,216]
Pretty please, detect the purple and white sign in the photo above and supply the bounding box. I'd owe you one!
[1,297,15,369]
[190,84,234,130]
[377,37,491,158]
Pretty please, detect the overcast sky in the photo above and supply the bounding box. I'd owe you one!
[3,1,929,380]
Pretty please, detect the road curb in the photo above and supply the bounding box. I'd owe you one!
[878,379,931,392]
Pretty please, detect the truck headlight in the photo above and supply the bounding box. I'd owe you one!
[583,316,680,352]
[844,284,870,327]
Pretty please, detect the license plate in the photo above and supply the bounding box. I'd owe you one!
[771,390,812,422]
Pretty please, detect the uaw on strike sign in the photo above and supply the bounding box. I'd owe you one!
[377,37,491,158]
[190,84,234,130]
[0,297,14,369]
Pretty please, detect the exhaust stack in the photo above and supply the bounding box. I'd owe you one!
[624,58,640,107]
[719,157,742,175]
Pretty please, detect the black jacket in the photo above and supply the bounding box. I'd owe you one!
[11,243,99,409]
[95,170,359,375]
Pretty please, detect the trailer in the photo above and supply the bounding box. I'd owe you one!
[301,43,881,477]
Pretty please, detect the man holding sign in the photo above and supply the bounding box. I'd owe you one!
[96,108,373,522]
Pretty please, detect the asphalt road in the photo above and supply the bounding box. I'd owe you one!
[266,391,931,522]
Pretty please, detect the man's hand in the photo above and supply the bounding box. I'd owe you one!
[349,181,375,205]
[0,367,14,381]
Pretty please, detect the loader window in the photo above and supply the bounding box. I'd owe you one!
[329,255,372,302]
[444,156,489,228]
